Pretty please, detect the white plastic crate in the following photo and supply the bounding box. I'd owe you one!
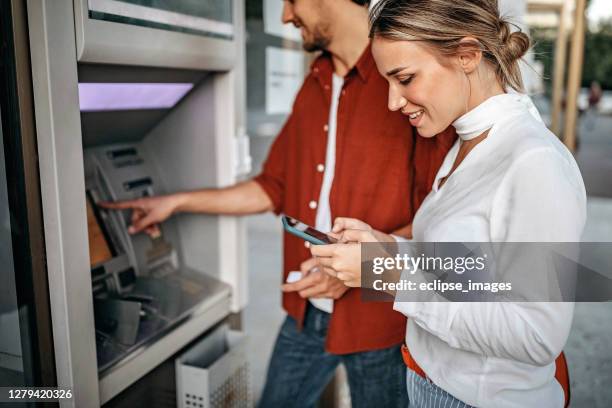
[176,324,251,408]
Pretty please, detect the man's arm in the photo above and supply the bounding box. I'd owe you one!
[102,91,299,235]
[101,180,273,234]
[174,180,273,215]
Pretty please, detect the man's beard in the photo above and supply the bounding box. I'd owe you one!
[302,25,331,52]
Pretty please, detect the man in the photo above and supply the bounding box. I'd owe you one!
[103,0,453,406]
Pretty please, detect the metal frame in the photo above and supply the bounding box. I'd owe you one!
[27,2,100,406]
[26,1,248,406]
[0,0,57,388]
[73,0,237,70]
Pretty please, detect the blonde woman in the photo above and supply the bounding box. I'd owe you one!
[310,0,586,407]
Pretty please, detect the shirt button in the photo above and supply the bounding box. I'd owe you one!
[314,67,319,73]
[323,124,329,132]
[304,241,311,248]
[309,200,317,209]
[317,163,325,172]
[324,84,330,90]
[341,89,346,96]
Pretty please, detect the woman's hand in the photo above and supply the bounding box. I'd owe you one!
[311,217,384,287]
[331,217,373,235]
[311,217,399,287]
[332,217,397,244]
[311,229,378,287]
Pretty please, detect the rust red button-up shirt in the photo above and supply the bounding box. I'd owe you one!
[254,45,455,354]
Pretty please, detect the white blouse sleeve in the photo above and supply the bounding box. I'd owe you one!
[394,147,586,366]
[490,147,586,242]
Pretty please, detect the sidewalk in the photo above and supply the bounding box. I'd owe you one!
[576,114,612,198]
[566,196,612,408]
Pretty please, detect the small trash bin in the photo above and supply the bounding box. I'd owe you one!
[176,324,250,408]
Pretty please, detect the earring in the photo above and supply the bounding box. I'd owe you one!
[464,73,471,114]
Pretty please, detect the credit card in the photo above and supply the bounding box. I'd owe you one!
[285,271,302,283]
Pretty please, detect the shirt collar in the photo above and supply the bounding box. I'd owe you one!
[353,43,376,82]
[310,43,376,84]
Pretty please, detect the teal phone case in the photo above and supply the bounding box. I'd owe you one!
[281,215,329,245]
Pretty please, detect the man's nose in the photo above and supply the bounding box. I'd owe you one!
[281,1,295,24]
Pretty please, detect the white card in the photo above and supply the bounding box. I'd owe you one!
[285,271,303,283]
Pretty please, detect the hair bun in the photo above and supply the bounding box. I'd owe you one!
[505,31,530,61]
[497,19,530,62]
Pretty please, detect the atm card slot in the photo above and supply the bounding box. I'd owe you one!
[107,148,137,159]
[107,148,144,168]
[113,158,144,168]
[123,177,152,191]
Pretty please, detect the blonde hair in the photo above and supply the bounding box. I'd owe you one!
[369,0,531,92]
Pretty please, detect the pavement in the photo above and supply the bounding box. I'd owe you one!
[576,114,612,198]
[565,113,612,408]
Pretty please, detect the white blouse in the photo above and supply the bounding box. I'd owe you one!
[393,94,587,408]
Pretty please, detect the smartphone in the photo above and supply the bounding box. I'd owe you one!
[281,215,337,245]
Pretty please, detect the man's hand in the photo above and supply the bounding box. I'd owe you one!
[99,194,183,235]
[281,257,349,299]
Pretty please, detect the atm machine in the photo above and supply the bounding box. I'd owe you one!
[26,1,250,406]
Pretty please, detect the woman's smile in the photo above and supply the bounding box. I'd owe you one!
[403,109,425,126]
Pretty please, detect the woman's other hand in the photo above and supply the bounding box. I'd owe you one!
[331,217,397,244]
[310,228,379,287]
[331,217,373,235]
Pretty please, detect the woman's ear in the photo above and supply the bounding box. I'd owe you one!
[456,36,483,74]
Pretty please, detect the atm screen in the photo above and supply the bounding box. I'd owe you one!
[86,193,114,267]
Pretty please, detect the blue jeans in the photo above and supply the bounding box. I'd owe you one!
[258,305,408,408]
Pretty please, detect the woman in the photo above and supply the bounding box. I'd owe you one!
[310,0,586,407]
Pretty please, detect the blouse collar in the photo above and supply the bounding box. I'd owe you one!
[452,92,543,141]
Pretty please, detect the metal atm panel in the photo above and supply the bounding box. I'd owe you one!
[73,0,237,70]
[83,142,232,376]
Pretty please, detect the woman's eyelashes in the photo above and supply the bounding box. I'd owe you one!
[398,75,414,86]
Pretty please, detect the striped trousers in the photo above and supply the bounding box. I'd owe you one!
[407,369,474,408]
